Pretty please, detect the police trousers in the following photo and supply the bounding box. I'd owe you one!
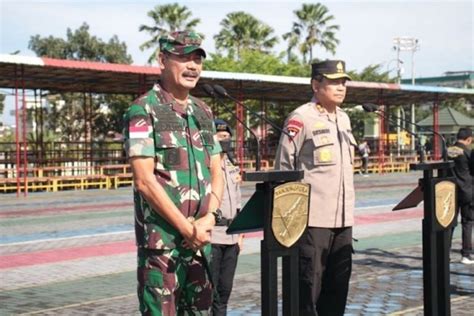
[210,243,240,316]
[298,227,353,316]
[137,246,212,316]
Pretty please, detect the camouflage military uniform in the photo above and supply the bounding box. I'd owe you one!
[124,82,221,315]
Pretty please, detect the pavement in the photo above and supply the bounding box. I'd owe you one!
[1,171,473,315]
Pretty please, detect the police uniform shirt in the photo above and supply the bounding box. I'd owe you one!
[275,102,357,228]
[211,155,242,245]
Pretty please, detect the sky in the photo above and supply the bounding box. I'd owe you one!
[0,0,473,124]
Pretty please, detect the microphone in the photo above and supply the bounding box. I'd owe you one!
[362,103,447,162]
[213,84,300,170]
[201,84,262,171]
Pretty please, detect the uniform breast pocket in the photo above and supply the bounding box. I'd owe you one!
[154,133,189,171]
[312,135,337,166]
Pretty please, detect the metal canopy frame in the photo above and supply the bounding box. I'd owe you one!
[1,55,473,196]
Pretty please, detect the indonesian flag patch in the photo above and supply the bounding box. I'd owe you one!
[129,118,150,139]
[286,118,303,138]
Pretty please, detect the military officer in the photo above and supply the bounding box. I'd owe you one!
[210,119,244,316]
[275,60,357,316]
[123,31,224,315]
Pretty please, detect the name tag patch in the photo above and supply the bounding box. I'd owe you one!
[312,128,330,136]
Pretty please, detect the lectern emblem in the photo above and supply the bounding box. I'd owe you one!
[272,182,310,247]
[435,181,456,228]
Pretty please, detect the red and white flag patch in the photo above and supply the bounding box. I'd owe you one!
[129,118,150,139]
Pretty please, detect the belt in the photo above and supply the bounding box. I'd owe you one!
[216,217,232,227]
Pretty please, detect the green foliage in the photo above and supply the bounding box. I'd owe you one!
[214,12,278,59]
[29,23,132,64]
[292,3,340,63]
[348,64,394,83]
[139,3,201,63]
[343,64,396,141]
[205,50,310,77]
[441,98,474,118]
[28,23,133,141]
[0,93,5,116]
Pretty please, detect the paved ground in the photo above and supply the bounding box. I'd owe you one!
[1,171,473,315]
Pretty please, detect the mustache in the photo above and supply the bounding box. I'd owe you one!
[183,70,199,77]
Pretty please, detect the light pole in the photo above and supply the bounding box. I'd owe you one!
[393,37,420,153]
[386,58,404,81]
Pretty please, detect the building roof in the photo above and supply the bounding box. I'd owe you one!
[401,73,474,86]
[1,54,473,105]
[417,107,474,127]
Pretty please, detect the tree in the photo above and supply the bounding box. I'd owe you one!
[139,3,201,63]
[214,12,278,59]
[343,64,395,141]
[29,23,132,64]
[282,23,301,63]
[348,64,393,83]
[293,3,339,63]
[0,93,5,117]
[28,23,133,141]
[441,98,474,118]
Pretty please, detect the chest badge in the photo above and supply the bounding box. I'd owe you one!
[272,182,310,247]
[319,148,332,162]
[435,181,456,228]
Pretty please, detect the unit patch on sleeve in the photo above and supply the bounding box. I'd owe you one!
[286,118,304,138]
[129,118,151,139]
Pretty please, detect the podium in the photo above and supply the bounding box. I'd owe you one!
[227,170,308,316]
[394,161,456,316]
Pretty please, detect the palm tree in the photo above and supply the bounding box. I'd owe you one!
[214,11,278,59]
[282,23,301,63]
[139,3,201,63]
[294,3,340,63]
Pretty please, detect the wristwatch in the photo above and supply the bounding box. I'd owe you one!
[211,208,223,224]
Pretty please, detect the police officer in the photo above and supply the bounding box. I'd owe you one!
[210,119,244,316]
[447,127,473,264]
[275,60,356,316]
[123,31,224,315]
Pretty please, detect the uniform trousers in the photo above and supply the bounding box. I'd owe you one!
[137,246,212,316]
[298,227,353,316]
[210,243,240,316]
[460,203,473,257]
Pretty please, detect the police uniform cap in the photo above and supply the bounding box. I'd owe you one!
[159,30,206,58]
[312,60,351,80]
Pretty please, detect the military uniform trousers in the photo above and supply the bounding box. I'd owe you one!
[137,245,212,316]
[210,243,240,316]
[298,227,353,316]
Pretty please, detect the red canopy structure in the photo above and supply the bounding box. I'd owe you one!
[1,55,473,195]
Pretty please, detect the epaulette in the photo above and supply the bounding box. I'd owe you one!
[447,146,464,159]
[316,103,325,113]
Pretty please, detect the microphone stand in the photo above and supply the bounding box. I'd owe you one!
[364,104,447,162]
[201,84,261,171]
[365,106,426,163]
[213,84,299,171]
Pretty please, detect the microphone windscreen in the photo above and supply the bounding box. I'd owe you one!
[362,103,378,112]
[213,85,227,97]
[201,84,215,97]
